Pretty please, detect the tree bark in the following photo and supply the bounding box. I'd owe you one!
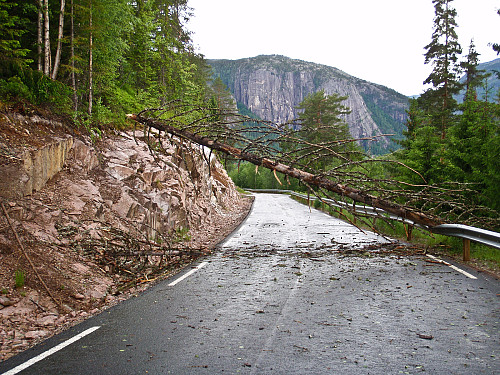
[43,0,51,76]
[88,0,93,117]
[127,114,443,228]
[70,0,77,111]
[37,0,43,71]
[51,0,66,80]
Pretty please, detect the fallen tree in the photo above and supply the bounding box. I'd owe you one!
[127,113,442,228]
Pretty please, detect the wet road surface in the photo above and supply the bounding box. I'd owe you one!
[1,193,498,374]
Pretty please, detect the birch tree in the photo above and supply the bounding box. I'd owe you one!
[51,0,65,80]
[42,0,50,75]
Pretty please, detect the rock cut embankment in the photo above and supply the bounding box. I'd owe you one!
[0,109,251,361]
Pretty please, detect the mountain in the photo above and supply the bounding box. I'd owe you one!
[207,55,410,154]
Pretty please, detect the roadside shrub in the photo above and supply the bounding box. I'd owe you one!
[313,198,322,209]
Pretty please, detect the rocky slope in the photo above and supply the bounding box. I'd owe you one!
[208,55,410,154]
[0,105,252,361]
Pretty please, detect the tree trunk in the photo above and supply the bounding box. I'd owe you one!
[88,0,93,117]
[43,0,51,76]
[51,0,66,80]
[127,114,443,228]
[70,0,77,111]
[37,0,43,71]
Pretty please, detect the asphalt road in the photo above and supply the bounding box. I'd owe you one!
[1,193,499,374]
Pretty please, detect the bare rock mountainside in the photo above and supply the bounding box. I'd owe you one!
[209,55,410,154]
[0,107,251,360]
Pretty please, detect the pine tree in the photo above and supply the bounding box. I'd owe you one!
[422,0,462,140]
[460,40,488,102]
[290,90,354,171]
[447,42,500,209]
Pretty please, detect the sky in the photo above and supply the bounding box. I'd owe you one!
[186,0,500,96]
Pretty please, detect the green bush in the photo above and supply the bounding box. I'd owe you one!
[0,64,72,112]
[0,76,32,101]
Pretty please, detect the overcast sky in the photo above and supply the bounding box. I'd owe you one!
[186,0,500,96]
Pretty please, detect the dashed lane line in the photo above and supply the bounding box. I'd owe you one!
[168,261,208,286]
[426,254,477,279]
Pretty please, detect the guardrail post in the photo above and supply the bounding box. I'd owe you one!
[463,239,471,261]
[405,224,413,241]
[352,202,356,224]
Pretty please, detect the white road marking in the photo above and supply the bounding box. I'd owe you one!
[1,326,100,375]
[168,262,208,286]
[426,254,477,279]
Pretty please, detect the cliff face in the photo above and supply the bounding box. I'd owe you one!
[209,55,410,154]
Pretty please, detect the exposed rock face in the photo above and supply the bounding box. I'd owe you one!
[0,113,79,198]
[0,111,251,361]
[94,132,241,240]
[0,112,241,241]
[209,55,410,153]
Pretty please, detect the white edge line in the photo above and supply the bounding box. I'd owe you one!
[1,326,101,375]
[426,254,477,279]
[168,261,208,286]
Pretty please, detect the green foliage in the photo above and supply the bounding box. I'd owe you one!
[227,162,304,191]
[0,0,209,126]
[14,270,25,288]
[394,2,500,226]
[313,198,322,210]
[0,0,31,65]
[447,98,500,210]
[285,89,357,172]
[74,115,102,143]
[0,63,72,111]
[422,0,463,137]
[173,226,191,243]
[402,123,443,184]
[0,76,31,101]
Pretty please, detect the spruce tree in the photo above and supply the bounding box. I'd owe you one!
[460,40,487,102]
[422,0,462,140]
[0,0,30,66]
[293,90,354,171]
[447,41,500,210]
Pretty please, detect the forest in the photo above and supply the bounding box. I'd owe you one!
[0,0,499,231]
[0,0,212,125]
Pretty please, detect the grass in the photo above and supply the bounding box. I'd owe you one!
[14,270,26,288]
[173,226,191,243]
[236,186,251,195]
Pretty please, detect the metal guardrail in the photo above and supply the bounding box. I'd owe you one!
[430,224,500,250]
[246,189,500,259]
[247,189,414,224]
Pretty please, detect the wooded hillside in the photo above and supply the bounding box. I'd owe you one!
[0,0,212,126]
